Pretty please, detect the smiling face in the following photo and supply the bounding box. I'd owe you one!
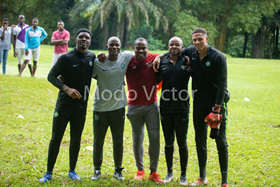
[106,39,121,56]
[134,40,148,61]
[168,37,183,56]
[192,33,209,52]
[75,32,91,51]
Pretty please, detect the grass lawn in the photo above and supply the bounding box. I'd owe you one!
[0,45,279,186]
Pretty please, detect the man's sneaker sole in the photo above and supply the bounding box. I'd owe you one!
[39,174,52,183]
[164,177,174,183]
[180,180,188,185]
[91,170,101,181]
[113,173,125,181]
[68,171,81,180]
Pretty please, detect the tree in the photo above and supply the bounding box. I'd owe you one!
[127,22,165,50]
[71,0,179,48]
[173,11,218,47]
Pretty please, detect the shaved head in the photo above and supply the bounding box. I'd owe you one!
[107,36,121,45]
[169,36,183,46]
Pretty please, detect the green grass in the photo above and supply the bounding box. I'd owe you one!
[0,45,279,186]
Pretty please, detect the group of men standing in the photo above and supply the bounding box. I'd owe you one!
[39,26,229,187]
[1,15,69,76]
[10,15,48,77]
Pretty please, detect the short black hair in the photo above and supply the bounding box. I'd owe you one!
[192,28,207,36]
[33,17,38,21]
[134,37,148,46]
[3,18,8,22]
[76,28,92,37]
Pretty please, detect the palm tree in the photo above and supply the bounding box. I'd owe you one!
[71,0,179,48]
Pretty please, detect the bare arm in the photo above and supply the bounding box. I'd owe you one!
[0,26,7,40]
[61,85,82,99]
[60,40,69,45]
[97,52,106,63]
[13,35,17,57]
[51,38,63,45]
[152,54,164,72]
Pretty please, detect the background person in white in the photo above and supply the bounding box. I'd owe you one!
[12,14,32,75]
[0,18,13,74]
[51,20,70,66]
[19,17,47,77]
[91,36,134,182]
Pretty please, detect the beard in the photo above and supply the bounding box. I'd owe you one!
[170,52,180,56]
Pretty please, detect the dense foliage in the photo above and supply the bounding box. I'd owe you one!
[1,0,280,58]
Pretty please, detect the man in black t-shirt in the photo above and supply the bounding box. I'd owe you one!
[157,36,190,186]
[39,28,96,183]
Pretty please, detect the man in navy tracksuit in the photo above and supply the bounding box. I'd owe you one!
[39,28,95,183]
[153,28,229,187]
[157,37,190,186]
[182,28,229,187]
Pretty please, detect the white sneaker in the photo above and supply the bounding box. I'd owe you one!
[190,177,209,186]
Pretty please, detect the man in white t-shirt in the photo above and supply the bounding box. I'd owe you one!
[91,36,134,182]
[12,15,31,74]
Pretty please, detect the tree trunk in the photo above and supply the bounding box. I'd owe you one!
[123,16,128,48]
[117,16,124,47]
[214,16,227,52]
[0,0,2,23]
[252,27,266,58]
[223,29,231,54]
[242,32,249,57]
[103,23,109,50]
[275,26,279,57]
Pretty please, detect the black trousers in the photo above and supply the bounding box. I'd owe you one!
[193,101,228,179]
[93,107,125,170]
[47,106,86,173]
[160,113,189,175]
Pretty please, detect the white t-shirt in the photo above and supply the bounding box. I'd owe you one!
[0,27,12,50]
[13,24,29,49]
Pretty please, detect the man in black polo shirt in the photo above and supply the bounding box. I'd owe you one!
[153,28,229,187]
[157,36,190,186]
[39,28,96,183]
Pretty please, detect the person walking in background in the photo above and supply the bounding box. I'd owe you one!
[13,14,32,75]
[39,28,95,183]
[51,20,70,66]
[0,18,13,74]
[19,17,47,77]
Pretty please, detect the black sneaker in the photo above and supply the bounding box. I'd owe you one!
[113,168,125,181]
[180,174,188,186]
[164,172,174,183]
[91,170,101,181]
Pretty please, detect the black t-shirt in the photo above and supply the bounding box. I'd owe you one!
[181,45,227,105]
[157,54,190,113]
[48,48,96,109]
